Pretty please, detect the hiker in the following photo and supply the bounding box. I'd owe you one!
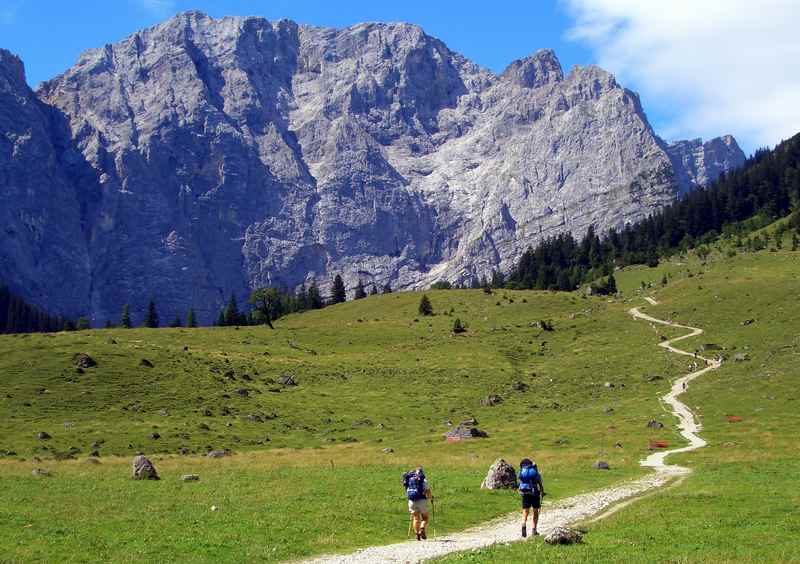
[403,467,433,541]
[518,458,545,537]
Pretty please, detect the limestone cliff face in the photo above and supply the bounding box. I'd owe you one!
[667,135,745,195]
[0,49,91,316]
[1,13,745,323]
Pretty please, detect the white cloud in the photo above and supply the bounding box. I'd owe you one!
[138,0,177,18]
[564,0,800,151]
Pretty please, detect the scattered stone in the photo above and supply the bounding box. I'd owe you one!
[544,526,583,545]
[554,437,569,445]
[277,374,297,386]
[72,353,96,368]
[604,407,614,414]
[207,449,230,458]
[614,442,623,448]
[149,432,161,440]
[235,388,250,397]
[702,343,723,351]
[604,381,615,388]
[381,448,394,453]
[444,424,489,441]
[181,474,200,482]
[740,319,755,326]
[89,450,100,457]
[647,420,664,429]
[480,458,517,489]
[210,505,219,512]
[480,394,503,407]
[645,374,663,382]
[139,359,154,368]
[198,423,210,431]
[32,468,51,477]
[511,381,528,392]
[37,431,52,440]
[131,455,159,480]
[733,353,750,362]
[592,460,610,470]
[158,409,169,416]
[107,338,117,344]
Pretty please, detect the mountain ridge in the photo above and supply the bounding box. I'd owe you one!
[0,12,745,323]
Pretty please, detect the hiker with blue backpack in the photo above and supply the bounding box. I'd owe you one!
[402,467,433,541]
[518,458,545,537]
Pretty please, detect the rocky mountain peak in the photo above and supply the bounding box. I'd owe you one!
[501,48,563,88]
[0,14,746,324]
[0,49,27,92]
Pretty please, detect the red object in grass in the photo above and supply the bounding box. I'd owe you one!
[727,415,743,423]
[649,440,669,449]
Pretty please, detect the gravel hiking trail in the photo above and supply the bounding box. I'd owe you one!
[295,298,721,564]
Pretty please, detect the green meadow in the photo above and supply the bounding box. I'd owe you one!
[1,226,799,562]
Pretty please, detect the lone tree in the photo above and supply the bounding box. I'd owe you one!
[606,272,618,295]
[223,294,243,326]
[248,287,277,329]
[418,294,433,316]
[354,280,367,300]
[143,300,159,328]
[382,282,392,294]
[331,275,347,304]
[186,307,197,328]
[308,283,324,309]
[121,304,132,329]
[452,317,466,334]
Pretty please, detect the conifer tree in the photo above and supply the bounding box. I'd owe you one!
[331,275,347,304]
[143,300,159,328]
[606,272,617,295]
[370,284,379,296]
[452,317,466,334]
[308,283,324,309]
[187,307,197,328]
[169,314,182,328]
[121,304,132,329]
[382,282,392,294]
[216,310,225,326]
[223,294,240,326]
[418,294,433,316]
[354,280,367,300]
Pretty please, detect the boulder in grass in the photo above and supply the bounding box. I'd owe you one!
[72,353,96,368]
[545,526,583,545]
[139,359,154,368]
[480,458,517,490]
[277,374,297,386]
[444,424,489,441]
[480,394,503,407]
[646,419,664,429]
[37,431,52,440]
[206,449,230,458]
[182,474,200,482]
[32,468,51,477]
[131,455,159,480]
[592,460,610,470]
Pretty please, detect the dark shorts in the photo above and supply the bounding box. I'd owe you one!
[521,492,541,509]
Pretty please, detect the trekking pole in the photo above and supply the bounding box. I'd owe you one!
[431,497,437,539]
[407,514,413,539]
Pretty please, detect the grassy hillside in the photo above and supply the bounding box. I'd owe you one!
[1,226,799,562]
[438,232,800,563]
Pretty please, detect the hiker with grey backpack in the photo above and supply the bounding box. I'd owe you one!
[403,467,433,541]
[518,458,545,537]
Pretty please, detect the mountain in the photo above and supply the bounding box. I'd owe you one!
[0,12,744,324]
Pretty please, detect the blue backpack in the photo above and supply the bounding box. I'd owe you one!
[403,470,427,501]
[519,465,540,494]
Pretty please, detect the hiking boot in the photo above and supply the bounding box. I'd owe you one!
[416,532,422,541]
[420,529,427,540]
[533,529,540,536]
[522,525,527,538]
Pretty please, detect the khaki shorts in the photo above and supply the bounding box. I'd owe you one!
[408,498,430,514]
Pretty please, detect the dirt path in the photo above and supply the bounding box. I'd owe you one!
[296,298,720,564]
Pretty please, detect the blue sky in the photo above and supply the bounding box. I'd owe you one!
[3,1,798,153]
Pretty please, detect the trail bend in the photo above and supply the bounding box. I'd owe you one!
[295,298,721,564]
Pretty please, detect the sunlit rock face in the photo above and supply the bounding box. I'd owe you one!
[1,13,744,323]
